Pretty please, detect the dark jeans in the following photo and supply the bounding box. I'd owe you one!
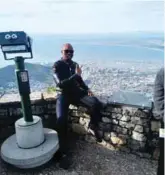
[56,93,102,153]
[157,122,164,175]
[157,138,164,175]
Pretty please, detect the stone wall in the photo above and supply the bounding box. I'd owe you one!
[70,105,161,159]
[0,93,57,141]
[0,93,161,160]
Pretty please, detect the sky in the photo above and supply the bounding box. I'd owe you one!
[0,0,164,34]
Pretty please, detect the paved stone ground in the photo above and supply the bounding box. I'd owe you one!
[0,132,157,175]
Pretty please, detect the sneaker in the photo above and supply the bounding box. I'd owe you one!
[54,150,63,162]
[59,153,72,170]
[88,123,102,142]
[93,129,102,143]
[54,150,72,170]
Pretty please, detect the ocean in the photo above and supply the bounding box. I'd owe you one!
[0,32,164,67]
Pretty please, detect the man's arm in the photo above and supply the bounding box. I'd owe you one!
[52,62,80,89]
[74,63,89,91]
[154,68,164,118]
[77,76,89,91]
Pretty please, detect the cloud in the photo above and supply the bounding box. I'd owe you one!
[0,0,163,33]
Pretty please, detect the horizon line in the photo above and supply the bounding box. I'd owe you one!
[27,31,164,35]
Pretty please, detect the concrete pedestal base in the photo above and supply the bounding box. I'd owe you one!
[1,128,59,169]
[1,116,59,169]
[15,116,45,148]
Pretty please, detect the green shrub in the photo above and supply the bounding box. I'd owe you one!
[47,86,56,93]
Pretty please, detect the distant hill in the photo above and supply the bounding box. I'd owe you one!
[0,63,53,88]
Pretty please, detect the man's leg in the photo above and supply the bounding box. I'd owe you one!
[79,95,103,142]
[157,122,164,175]
[157,137,164,175]
[56,94,69,154]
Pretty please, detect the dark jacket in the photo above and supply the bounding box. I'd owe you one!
[154,68,164,121]
[53,59,89,97]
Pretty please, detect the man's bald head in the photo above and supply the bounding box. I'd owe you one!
[61,43,74,61]
[61,43,73,51]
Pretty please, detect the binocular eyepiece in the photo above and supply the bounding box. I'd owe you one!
[0,31,33,60]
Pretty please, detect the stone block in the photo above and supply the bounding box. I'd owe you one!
[122,107,137,115]
[128,130,132,135]
[78,106,87,112]
[152,147,160,160]
[44,115,49,119]
[13,108,21,116]
[105,106,113,112]
[139,119,148,126]
[0,109,8,116]
[101,111,111,116]
[151,121,161,132]
[72,123,87,135]
[102,117,111,123]
[35,106,44,114]
[132,131,146,142]
[128,139,146,151]
[114,125,128,135]
[79,117,90,126]
[111,107,122,114]
[100,123,112,132]
[111,113,122,120]
[152,110,163,119]
[70,117,80,123]
[134,125,143,133]
[111,136,126,145]
[104,132,111,141]
[118,134,129,140]
[151,138,159,147]
[119,121,127,128]
[112,119,118,125]
[98,140,116,150]
[31,106,35,113]
[106,143,117,150]
[144,127,150,133]
[51,104,56,108]
[134,110,148,118]
[125,123,135,130]
[131,117,140,124]
[120,115,131,122]
[110,132,117,137]
[104,132,118,141]
[80,113,90,118]
[122,108,130,116]
[70,110,79,117]
[47,104,53,109]
[131,117,148,126]
[69,105,78,110]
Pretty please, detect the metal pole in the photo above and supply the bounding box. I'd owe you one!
[14,56,33,122]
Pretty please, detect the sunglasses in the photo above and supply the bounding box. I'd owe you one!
[63,50,74,54]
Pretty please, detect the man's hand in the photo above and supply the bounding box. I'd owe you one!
[88,90,94,96]
[75,64,82,76]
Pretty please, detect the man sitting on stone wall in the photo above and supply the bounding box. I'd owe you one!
[52,43,103,169]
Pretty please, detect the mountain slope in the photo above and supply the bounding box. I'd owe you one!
[0,63,53,88]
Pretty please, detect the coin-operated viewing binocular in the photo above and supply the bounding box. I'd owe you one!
[0,31,59,169]
[0,31,33,122]
[0,31,33,60]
